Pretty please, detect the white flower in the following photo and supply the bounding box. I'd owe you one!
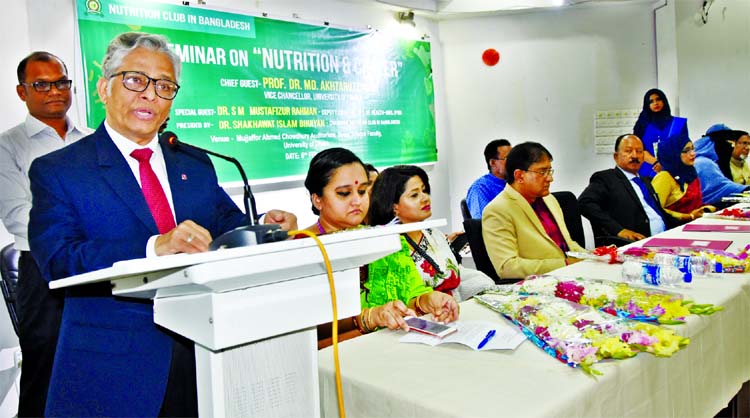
[547,322,581,340]
[540,301,577,319]
[582,282,616,300]
[519,276,558,294]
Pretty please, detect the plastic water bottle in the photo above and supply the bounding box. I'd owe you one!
[621,259,685,286]
[621,260,643,283]
[652,253,703,283]
[645,264,685,286]
[689,255,710,277]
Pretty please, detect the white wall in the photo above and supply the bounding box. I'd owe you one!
[438,2,659,233]
[673,0,750,136]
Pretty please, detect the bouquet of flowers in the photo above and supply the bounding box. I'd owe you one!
[475,292,690,376]
[510,275,722,324]
[705,207,750,220]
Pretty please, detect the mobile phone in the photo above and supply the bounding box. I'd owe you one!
[404,316,457,338]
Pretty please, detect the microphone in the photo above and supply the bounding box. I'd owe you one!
[162,131,287,248]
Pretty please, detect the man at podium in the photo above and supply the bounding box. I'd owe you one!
[27,32,293,417]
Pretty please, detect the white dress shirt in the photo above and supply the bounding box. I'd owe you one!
[104,121,175,257]
[0,115,90,250]
[617,166,666,236]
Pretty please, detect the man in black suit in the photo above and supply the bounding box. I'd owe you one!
[578,134,676,243]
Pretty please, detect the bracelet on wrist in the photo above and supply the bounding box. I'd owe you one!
[353,312,366,333]
[358,309,371,333]
[414,294,425,316]
[366,307,378,332]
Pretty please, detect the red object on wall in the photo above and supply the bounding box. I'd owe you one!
[482,48,500,66]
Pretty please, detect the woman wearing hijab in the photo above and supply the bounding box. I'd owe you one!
[651,129,715,223]
[694,124,750,206]
[633,88,690,178]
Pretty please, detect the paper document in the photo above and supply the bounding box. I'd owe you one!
[399,320,526,351]
[644,237,732,251]
[682,224,750,232]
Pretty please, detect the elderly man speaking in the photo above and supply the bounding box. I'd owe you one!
[28,32,295,417]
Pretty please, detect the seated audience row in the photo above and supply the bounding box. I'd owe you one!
[299,148,460,342]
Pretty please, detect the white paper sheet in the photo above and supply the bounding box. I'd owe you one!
[399,320,526,351]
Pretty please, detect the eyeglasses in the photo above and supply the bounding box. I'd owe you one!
[738,142,750,148]
[524,168,555,177]
[681,147,696,154]
[110,71,180,100]
[20,79,72,92]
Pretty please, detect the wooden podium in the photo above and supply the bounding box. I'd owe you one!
[51,220,445,417]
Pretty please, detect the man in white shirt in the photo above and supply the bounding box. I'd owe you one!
[0,51,90,417]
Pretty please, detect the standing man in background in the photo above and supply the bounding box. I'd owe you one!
[465,139,511,218]
[0,51,90,417]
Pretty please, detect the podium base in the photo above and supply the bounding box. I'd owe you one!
[195,328,320,418]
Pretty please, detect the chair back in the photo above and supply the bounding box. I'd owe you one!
[463,219,521,284]
[551,191,586,248]
[460,199,472,220]
[0,244,19,336]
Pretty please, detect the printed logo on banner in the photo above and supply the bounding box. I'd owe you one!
[85,0,102,15]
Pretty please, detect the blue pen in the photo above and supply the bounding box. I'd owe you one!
[477,329,496,350]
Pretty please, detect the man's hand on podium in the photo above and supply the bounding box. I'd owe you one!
[263,209,298,231]
[155,220,212,255]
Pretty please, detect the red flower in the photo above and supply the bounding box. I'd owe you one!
[421,259,437,277]
[554,281,585,303]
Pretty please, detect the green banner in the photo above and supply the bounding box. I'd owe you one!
[77,0,437,183]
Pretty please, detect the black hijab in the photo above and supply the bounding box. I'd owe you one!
[633,88,673,139]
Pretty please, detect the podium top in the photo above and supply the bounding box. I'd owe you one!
[50,219,447,290]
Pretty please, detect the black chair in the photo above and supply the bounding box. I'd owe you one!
[460,198,472,220]
[551,191,586,248]
[462,219,520,285]
[0,243,20,336]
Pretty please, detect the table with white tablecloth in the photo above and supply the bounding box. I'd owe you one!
[318,215,750,417]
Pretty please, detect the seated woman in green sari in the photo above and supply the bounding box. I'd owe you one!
[301,148,458,342]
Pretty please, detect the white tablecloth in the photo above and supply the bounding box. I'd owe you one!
[318,216,750,417]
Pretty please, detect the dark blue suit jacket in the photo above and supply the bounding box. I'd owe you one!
[28,124,246,417]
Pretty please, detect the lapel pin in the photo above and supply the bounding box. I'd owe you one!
[181,174,188,180]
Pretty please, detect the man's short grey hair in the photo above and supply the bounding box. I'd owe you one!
[101,32,182,87]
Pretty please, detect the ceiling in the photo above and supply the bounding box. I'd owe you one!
[368,0,655,18]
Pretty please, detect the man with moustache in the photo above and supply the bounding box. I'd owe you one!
[0,51,90,417]
[578,134,676,244]
[28,32,295,416]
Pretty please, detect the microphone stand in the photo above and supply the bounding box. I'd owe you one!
[162,132,288,249]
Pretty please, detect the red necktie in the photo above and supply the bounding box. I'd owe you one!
[130,148,176,234]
